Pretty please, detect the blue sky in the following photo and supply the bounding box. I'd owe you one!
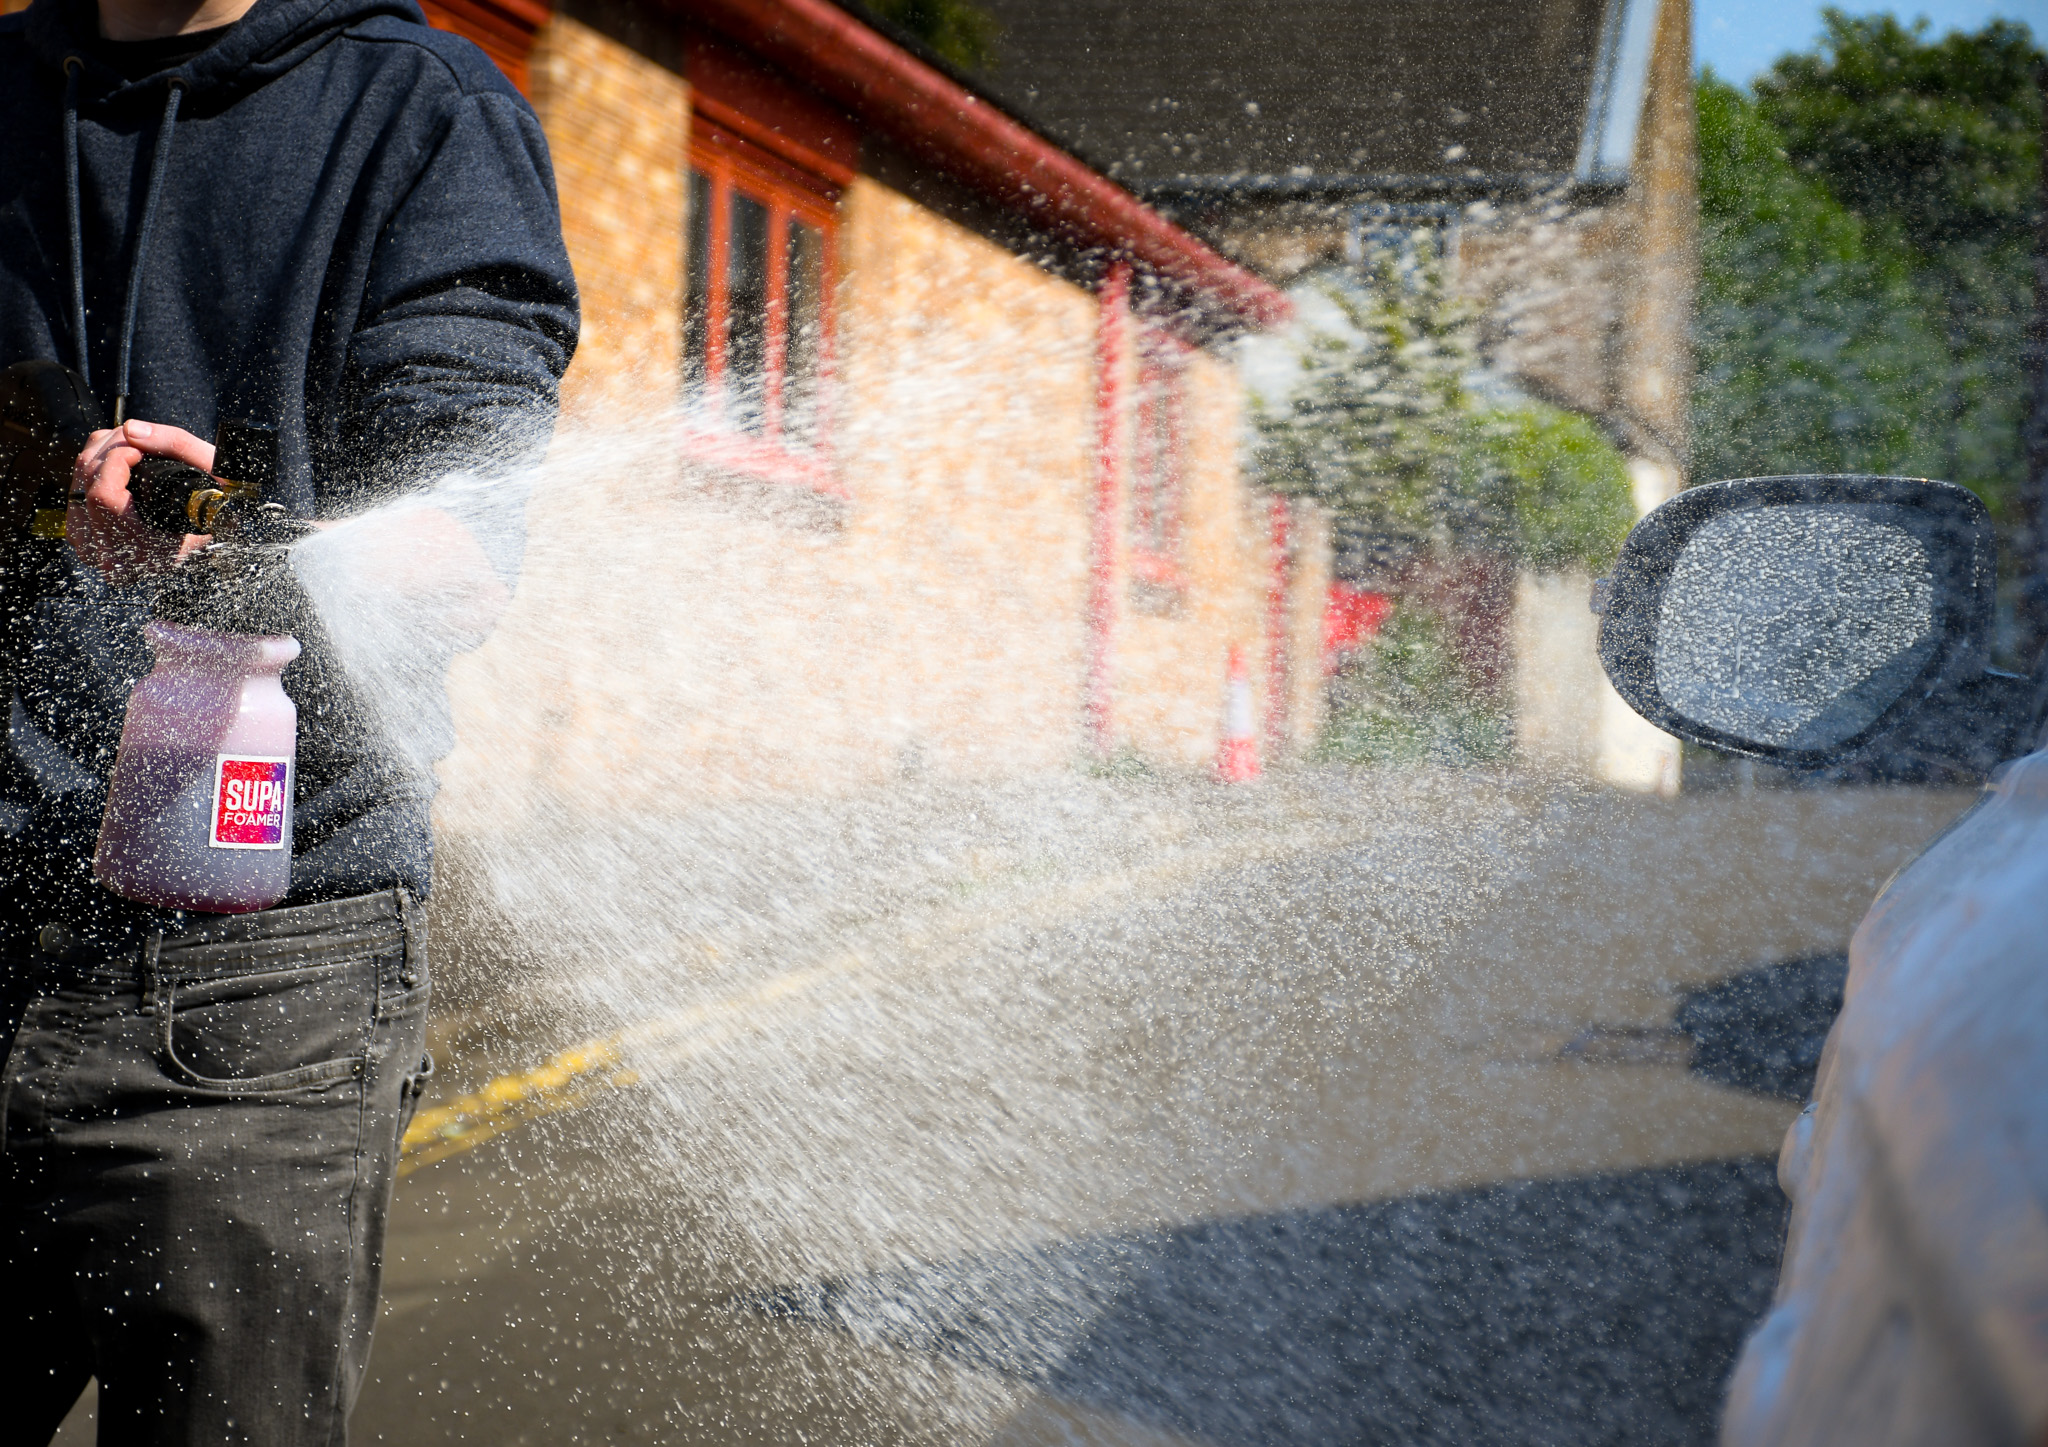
[1697,0,2048,81]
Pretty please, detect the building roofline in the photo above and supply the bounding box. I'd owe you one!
[671,0,1292,330]
[1141,172,1628,205]
[825,0,1084,153]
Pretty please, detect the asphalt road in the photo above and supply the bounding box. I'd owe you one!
[49,772,1975,1445]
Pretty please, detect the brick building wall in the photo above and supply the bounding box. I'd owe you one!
[1110,347,1248,764]
[529,12,687,416]
[1108,365,1329,766]
[435,4,1320,829]
[830,174,1098,777]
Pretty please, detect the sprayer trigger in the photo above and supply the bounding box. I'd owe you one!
[189,488,227,532]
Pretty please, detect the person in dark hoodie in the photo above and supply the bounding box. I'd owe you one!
[0,0,578,1435]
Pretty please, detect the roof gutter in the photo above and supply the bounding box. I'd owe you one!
[675,0,1292,331]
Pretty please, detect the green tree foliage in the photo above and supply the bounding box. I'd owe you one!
[1490,406,1639,571]
[1695,13,2041,518]
[862,0,1001,71]
[1694,75,1946,480]
[1252,255,1488,564]
[1252,250,1635,574]
[1314,603,1513,767]
[1256,250,1634,766]
[1758,12,2040,255]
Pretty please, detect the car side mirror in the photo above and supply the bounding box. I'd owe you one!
[1596,475,2002,769]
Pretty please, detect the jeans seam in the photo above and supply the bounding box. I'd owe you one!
[158,1044,364,1094]
[4,969,95,1151]
[0,996,31,1152]
[156,923,405,978]
[326,1042,373,1445]
[326,909,402,1445]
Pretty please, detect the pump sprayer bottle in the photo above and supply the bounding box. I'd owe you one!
[93,422,315,913]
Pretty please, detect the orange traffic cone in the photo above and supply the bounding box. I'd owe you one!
[1215,646,1261,783]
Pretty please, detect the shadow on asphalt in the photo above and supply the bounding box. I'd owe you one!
[759,1156,1788,1446]
[1677,954,1847,1101]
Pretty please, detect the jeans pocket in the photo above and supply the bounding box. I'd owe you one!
[160,953,381,1093]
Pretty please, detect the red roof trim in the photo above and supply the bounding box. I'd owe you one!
[420,0,552,92]
[673,0,1292,331]
[686,28,862,183]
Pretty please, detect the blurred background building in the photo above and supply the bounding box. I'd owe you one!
[964,0,1697,791]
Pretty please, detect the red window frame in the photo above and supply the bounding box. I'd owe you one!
[1129,328,1189,591]
[681,106,842,493]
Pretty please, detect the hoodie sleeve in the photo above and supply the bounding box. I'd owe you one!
[335,85,580,524]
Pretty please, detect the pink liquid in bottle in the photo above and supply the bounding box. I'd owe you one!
[93,621,301,913]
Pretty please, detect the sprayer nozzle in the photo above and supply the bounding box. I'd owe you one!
[130,419,283,540]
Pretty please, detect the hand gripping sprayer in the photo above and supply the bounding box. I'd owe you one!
[0,359,309,912]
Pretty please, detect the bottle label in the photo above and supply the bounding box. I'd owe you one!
[210,755,292,850]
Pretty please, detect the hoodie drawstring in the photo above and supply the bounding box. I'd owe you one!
[61,65,186,425]
[114,80,184,425]
[61,57,88,393]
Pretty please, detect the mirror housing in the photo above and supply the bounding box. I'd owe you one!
[1597,475,2001,770]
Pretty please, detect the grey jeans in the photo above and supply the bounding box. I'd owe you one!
[0,888,433,1446]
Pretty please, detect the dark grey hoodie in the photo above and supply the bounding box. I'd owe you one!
[0,0,578,933]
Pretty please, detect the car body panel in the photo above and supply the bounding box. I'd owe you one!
[1723,748,2048,1446]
